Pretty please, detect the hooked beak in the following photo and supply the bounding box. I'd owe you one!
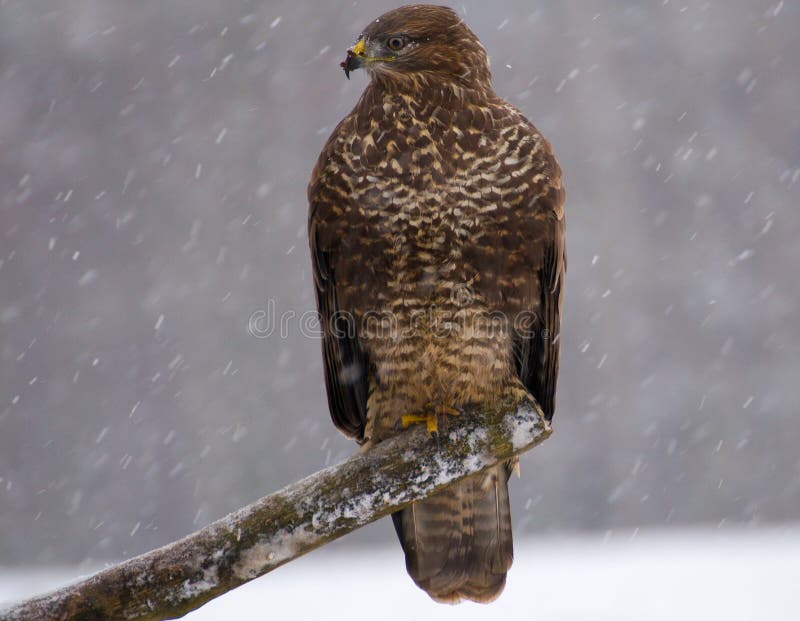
[340,37,367,80]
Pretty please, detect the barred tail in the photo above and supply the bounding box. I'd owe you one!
[391,463,513,603]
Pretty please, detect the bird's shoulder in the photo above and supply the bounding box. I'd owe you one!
[471,97,565,222]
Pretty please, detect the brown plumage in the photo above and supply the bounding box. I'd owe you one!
[308,4,565,603]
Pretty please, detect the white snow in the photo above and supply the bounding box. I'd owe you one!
[77,269,98,286]
[178,566,219,600]
[508,408,539,451]
[232,527,311,580]
[4,528,797,620]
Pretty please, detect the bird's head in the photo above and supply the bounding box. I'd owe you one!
[340,4,491,90]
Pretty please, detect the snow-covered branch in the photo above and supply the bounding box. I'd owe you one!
[1,401,550,621]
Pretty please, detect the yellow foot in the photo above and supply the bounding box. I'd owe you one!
[400,413,438,434]
[401,406,462,445]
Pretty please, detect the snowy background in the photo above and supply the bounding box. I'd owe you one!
[1,0,799,616]
[4,529,800,619]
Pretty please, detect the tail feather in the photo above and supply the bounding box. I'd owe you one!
[392,463,513,603]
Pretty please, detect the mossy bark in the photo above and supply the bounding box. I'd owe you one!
[1,402,550,621]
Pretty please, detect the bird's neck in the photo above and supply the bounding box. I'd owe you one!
[364,73,494,113]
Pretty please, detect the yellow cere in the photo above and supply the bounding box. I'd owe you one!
[352,38,367,57]
[351,37,395,63]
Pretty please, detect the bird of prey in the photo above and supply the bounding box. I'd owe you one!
[308,4,565,603]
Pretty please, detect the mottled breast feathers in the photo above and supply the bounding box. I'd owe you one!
[309,86,565,441]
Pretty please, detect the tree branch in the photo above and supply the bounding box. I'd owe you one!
[1,402,550,621]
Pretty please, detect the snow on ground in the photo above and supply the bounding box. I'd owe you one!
[2,528,799,620]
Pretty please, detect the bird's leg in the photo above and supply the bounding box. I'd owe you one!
[401,405,462,447]
[400,413,438,433]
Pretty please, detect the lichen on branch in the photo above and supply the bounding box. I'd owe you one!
[1,401,549,621]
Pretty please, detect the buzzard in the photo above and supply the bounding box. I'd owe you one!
[308,4,565,603]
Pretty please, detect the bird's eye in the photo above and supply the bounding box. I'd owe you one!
[386,36,406,51]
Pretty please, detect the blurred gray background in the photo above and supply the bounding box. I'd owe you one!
[1,0,798,566]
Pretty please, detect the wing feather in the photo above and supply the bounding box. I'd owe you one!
[309,179,370,441]
[513,185,566,422]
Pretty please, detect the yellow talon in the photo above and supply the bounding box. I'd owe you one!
[402,406,461,430]
[426,415,438,435]
[401,414,428,428]
[401,413,439,434]
[401,408,463,449]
